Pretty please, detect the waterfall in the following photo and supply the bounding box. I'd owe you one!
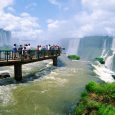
[67,38,80,55]
[101,39,107,58]
[112,37,115,51]
[105,54,114,70]
[0,29,11,46]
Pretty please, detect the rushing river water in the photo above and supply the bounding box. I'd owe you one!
[0,55,100,115]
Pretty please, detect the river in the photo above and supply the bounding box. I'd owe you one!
[0,54,100,115]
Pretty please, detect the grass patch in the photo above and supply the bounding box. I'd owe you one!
[95,57,105,64]
[73,81,115,115]
[68,55,80,60]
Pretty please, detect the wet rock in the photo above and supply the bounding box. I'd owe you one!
[0,72,10,79]
[112,75,115,79]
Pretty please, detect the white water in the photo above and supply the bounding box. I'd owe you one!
[112,37,115,50]
[0,61,48,105]
[67,38,80,55]
[101,39,107,57]
[92,37,115,83]
[93,55,115,83]
[92,63,114,83]
[0,29,11,46]
[93,58,115,83]
[105,54,114,70]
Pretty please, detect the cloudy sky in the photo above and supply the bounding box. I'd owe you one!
[0,0,115,45]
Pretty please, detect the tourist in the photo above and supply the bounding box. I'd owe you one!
[12,44,17,59]
[18,45,23,59]
[48,44,51,50]
[22,46,27,59]
[26,43,31,59]
[36,45,40,59]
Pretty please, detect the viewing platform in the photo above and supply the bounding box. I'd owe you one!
[0,50,61,81]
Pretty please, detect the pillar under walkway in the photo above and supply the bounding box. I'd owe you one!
[14,63,22,81]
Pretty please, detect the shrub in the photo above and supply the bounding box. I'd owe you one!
[81,91,88,98]
[86,81,103,93]
[98,105,115,114]
[95,57,105,64]
[73,82,115,114]
[73,102,86,115]
[68,55,80,60]
[86,81,115,94]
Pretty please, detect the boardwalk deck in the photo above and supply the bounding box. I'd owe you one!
[0,50,60,80]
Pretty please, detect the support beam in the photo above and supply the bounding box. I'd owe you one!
[14,63,22,81]
[53,57,57,66]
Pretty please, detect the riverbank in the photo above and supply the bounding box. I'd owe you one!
[73,81,115,115]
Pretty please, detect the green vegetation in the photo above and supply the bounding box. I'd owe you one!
[95,57,105,64]
[73,81,115,115]
[68,55,80,60]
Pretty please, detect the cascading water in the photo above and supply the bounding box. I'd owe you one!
[0,29,11,46]
[105,37,115,70]
[105,54,114,70]
[67,38,80,55]
[111,37,115,51]
[101,39,107,58]
[92,37,115,83]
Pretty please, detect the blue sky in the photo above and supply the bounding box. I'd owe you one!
[0,0,115,45]
[12,0,59,22]
[9,0,81,28]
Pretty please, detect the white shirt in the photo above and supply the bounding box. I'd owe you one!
[26,45,31,50]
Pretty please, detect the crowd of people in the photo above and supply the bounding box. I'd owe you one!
[12,44,61,60]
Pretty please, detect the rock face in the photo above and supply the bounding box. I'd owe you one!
[0,72,10,79]
[112,75,115,79]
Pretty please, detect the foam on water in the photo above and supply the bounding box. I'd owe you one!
[105,54,114,70]
[0,61,52,105]
[0,85,16,105]
[92,63,115,83]
[40,90,48,94]
[0,70,10,74]
[44,68,68,83]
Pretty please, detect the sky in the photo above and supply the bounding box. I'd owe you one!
[0,0,115,45]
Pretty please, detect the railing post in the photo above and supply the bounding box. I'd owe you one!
[14,63,22,81]
[0,50,1,60]
[4,51,6,60]
[6,51,8,62]
[12,51,13,59]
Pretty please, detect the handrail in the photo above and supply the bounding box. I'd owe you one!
[0,49,61,62]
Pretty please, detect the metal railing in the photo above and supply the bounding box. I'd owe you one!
[0,49,61,62]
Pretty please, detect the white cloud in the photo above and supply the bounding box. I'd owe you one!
[45,0,115,40]
[82,0,115,12]
[48,0,62,9]
[0,0,43,44]
[48,0,60,5]
[1,0,115,44]
[0,0,13,11]
[0,12,42,36]
[25,2,37,10]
